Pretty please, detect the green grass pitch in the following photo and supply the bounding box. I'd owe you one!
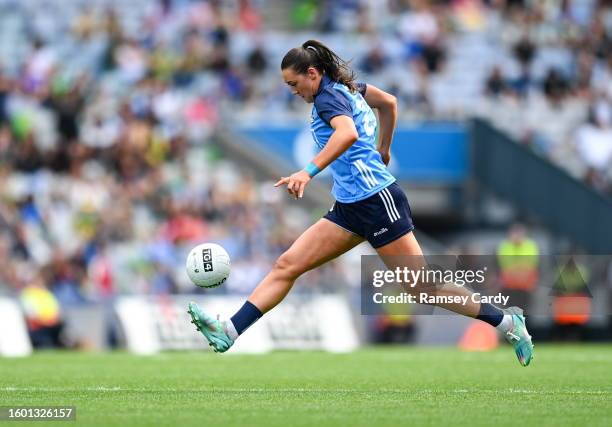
[1,345,611,426]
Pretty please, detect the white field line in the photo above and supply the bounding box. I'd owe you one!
[1,387,610,395]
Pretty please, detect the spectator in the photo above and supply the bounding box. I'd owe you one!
[543,67,570,104]
[246,44,268,75]
[574,100,612,192]
[513,35,536,69]
[551,256,592,341]
[497,224,540,310]
[484,66,509,97]
[0,68,10,124]
[359,43,389,75]
[20,276,67,348]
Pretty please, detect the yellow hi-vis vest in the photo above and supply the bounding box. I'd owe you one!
[497,239,539,290]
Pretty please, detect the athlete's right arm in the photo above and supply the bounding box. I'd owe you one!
[362,84,397,166]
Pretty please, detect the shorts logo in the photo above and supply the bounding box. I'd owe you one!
[202,248,214,272]
[373,227,388,237]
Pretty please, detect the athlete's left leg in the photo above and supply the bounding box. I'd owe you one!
[375,231,534,366]
[248,218,364,313]
[188,219,364,352]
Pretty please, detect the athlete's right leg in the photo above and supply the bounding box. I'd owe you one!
[375,232,533,366]
[188,219,364,352]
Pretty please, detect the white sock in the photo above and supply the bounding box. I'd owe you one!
[224,319,239,341]
[496,314,514,333]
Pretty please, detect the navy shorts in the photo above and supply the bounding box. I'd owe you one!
[323,182,415,248]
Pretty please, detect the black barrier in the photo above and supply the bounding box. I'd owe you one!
[470,118,612,253]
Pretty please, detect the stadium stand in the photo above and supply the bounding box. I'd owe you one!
[0,0,611,345]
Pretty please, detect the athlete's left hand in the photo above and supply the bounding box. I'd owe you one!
[274,170,311,199]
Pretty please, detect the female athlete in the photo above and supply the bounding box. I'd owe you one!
[188,40,533,366]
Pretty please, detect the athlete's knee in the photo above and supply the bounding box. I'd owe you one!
[272,251,306,280]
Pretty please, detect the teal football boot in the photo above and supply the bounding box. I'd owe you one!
[188,301,234,353]
[504,307,534,367]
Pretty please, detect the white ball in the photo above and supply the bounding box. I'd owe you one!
[185,243,231,288]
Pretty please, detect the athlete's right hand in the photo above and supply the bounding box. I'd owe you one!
[274,170,311,199]
[379,149,391,166]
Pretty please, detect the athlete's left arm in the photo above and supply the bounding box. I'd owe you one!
[274,115,358,199]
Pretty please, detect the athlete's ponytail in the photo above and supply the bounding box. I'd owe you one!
[281,39,357,92]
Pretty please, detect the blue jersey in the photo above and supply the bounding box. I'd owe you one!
[311,75,395,203]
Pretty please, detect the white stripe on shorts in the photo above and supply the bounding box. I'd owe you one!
[379,192,397,223]
[382,188,401,220]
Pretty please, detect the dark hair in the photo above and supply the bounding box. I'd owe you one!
[280,39,356,92]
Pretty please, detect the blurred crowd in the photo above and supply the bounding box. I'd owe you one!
[0,0,611,311]
[471,0,612,195]
[288,0,612,194]
[0,0,352,308]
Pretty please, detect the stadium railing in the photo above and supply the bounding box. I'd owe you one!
[470,118,612,254]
